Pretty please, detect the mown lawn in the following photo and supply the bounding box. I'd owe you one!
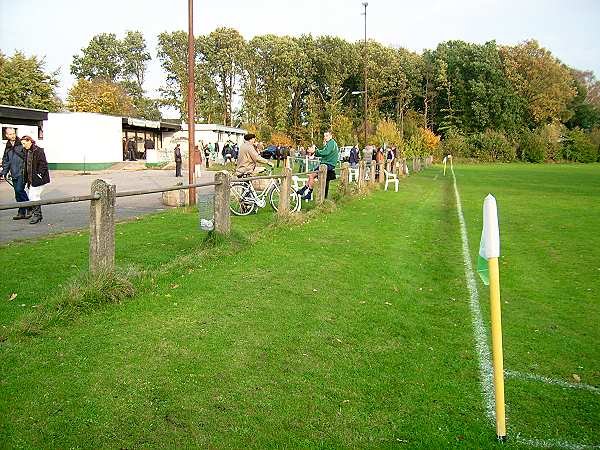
[0,164,598,448]
[454,163,600,446]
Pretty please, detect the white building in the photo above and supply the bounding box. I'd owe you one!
[1,105,246,169]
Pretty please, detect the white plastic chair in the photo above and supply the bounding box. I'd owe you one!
[384,170,399,192]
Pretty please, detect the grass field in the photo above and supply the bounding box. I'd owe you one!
[0,163,598,448]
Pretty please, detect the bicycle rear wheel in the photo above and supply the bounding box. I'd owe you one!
[230,182,256,216]
[269,183,301,212]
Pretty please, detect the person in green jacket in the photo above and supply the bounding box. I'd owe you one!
[297,131,339,200]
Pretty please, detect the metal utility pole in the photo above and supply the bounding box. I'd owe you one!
[187,0,196,205]
[362,2,368,150]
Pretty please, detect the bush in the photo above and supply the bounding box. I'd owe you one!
[440,131,469,158]
[539,123,564,161]
[467,130,516,162]
[562,129,599,163]
[518,129,547,163]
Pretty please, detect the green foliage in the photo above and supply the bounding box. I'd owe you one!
[518,129,547,163]
[71,33,123,81]
[467,130,516,162]
[440,130,469,158]
[562,128,599,162]
[429,41,524,134]
[404,132,424,158]
[0,51,62,111]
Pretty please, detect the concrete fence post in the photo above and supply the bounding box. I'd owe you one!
[89,179,116,274]
[317,164,328,204]
[369,163,376,186]
[339,162,350,196]
[278,167,292,216]
[358,160,366,189]
[214,171,231,235]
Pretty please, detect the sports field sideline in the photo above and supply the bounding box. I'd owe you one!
[0,163,598,448]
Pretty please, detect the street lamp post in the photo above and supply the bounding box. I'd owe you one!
[361,2,368,150]
[187,0,196,205]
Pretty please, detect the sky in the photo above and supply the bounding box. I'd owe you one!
[2,0,599,118]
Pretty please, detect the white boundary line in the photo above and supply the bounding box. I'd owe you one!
[451,166,495,421]
[450,167,600,449]
[506,370,600,395]
[516,436,600,450]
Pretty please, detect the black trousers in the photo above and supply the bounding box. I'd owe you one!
[325,167,336,198]
[175,161,182,177]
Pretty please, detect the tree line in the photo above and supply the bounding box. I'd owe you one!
[1,27,599,162]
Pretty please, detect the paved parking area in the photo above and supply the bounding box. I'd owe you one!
[0,169,215,244]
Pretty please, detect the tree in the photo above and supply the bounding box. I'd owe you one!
[430,40,524,134]
[500,40,576,126]
[200,28,246,126]
[121,31,151,91]
[0,51,62,111]
[157,31,223,122]
[67,79,135,116]
[71,33,122,81]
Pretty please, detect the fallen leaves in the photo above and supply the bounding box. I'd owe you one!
[572,374,581,383]
[8,293,17,301]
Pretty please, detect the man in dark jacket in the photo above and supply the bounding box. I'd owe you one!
[174,144,182,177]
[0,127,31,220]
[21,135,50,224]
[349,145,360,168]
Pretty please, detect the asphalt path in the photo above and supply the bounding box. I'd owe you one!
[0,169,216,244]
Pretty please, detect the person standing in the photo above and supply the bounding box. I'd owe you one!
[174,144,182,177]
[127,138,136,161]
[349,144,360,168]
[21,136,50,224]
[1,127,31,220]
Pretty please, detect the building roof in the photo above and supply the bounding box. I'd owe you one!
[182,123,247,134]
[122,117,182,131]
[0,105,49,122]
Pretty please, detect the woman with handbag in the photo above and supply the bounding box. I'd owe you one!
[21,136,50,224]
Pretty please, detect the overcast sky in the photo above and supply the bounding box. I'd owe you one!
[2,0,599,118]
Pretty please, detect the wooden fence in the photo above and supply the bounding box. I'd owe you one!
[0,156,432,275]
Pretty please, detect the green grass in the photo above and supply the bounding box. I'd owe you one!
[0,164,598,448]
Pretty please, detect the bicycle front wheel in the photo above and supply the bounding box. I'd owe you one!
[230,182,255,216]
[269,183,301,213]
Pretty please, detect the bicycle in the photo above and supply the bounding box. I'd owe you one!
[229,169,301,216]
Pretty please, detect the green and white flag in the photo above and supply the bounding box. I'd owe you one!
[477,194,500,285]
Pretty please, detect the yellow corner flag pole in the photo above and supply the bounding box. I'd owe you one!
[481,194,506,441]
[489,256,506,440]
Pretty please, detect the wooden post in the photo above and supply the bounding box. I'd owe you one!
[317,164,327,204]
[339,162,350,196]
[358,160,366,189]
[378,162,385,184]
[214,171,231,234]
[369,163,376,186]
[89,179,116,274]
[278,167,292,216]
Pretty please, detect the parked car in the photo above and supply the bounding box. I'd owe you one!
[261,145,277,159]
